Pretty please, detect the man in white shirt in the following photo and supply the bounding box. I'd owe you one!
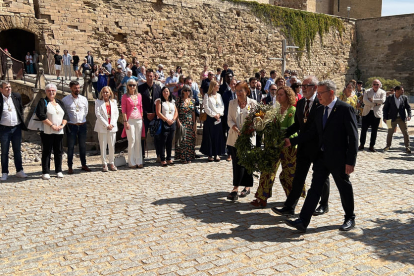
[359,79,386,152]
[156,64,165,83]
[62,50,72,81]
[0,81,28,180]
[117,54,127,72]
[62,81,91,174]
[264,70,277,94]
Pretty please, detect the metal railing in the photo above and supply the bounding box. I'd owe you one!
[0,47,24,80]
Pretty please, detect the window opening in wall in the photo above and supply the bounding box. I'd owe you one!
[0,29,37,62]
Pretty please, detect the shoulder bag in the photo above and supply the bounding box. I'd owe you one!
[28,99,47,131]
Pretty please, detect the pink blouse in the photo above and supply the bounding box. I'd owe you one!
[121,94,145,138]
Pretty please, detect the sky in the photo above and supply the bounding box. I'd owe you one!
[382,0,414,16]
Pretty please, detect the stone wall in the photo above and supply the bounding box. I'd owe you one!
[356,14,414,95]
[269,0,310,11]
[0,0,34,15]
[333,0,382,19]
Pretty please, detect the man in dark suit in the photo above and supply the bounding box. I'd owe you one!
[284,80,358,232]
[138,69,161,160]
[383,86,411,153]
[85,51,94,67]
[248,77,262,102]
[272,77,330,217]
[0,81,28,180]
[222,78,237,161]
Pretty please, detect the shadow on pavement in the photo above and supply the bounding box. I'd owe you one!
[343,210,414,265]
[153,192,340,242]
[378,169,414,174]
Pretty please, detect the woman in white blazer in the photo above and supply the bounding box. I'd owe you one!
[94,86,119,172]
[226,81,257,201]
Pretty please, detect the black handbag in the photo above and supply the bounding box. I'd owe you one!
[149,102,162,137]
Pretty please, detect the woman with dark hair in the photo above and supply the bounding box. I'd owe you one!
[290,82,302,107]
[175,85,196,163]
[175,66,182,77]
[226,81,257,201]
[108,68,117,92]
[200,79,226,161]
[155,87,178,166]
[251,86,304,207]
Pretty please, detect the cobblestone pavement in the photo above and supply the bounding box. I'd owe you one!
[0,126,413,276]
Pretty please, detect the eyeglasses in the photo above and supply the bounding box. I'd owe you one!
[128,84,136,87]
[270,89,277,91]
[182,89,191,92]
[302,84,314,88]
[373,84,380,86]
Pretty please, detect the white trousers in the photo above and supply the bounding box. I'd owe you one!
[63,64,72,79]
[126,118,143,166]
[98,132,116,165]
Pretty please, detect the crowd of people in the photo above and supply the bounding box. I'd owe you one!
[0,59,411,232]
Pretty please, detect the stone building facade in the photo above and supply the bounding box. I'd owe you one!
[0,0,358,90]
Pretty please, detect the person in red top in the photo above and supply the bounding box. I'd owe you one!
[291,82,303,107]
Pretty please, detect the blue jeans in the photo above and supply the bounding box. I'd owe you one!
[66,123,87,168]
[0,125,23,173]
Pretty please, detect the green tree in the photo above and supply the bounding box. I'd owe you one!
[365,77,401,91]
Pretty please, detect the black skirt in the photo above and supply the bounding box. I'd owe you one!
[228,146,253,187]
[200,115,226,156]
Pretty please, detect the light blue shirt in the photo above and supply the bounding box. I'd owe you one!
[165,76,178,93]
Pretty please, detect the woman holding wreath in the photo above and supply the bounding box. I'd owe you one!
[251,86,304,207]
[226,82,257,201]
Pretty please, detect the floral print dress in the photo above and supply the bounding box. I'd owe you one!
[175,98,196,161]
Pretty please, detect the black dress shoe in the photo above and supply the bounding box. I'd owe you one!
[358,145,364,151]
[272,206,294,216]
[227,191,239,201]
[313,205,329,216]
[285,219,307,233]
[339,218,355,231]
[369,146,376,152]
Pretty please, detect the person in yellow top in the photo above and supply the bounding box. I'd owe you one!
[251,86,304,207]
[339,82,358,110]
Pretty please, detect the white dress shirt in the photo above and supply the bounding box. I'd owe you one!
[62,94,88,124]
[0,94,20,126]
[323,97,337,118]
[304,92,317,113]
[117,58,127,71]
[394,94,401,108]
[204,93,224,117]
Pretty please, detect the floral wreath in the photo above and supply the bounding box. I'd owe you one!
[234,103,287,175]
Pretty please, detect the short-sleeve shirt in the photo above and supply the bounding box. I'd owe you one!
[72,56,80,66]
[155,98,176,120]
[54,54,62,65]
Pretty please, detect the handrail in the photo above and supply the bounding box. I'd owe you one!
[0,47,24,80]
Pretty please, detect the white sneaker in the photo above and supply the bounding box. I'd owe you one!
[57,172,64,178]
[16,170,28,178]
[42,174,50,180]
[1,173,7,181]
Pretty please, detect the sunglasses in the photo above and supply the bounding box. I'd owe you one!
[128,84,136,87]
[373,84,380,86]
[302,84,314,88]
[182,89,191,92]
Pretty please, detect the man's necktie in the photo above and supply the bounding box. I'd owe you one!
[323,106,329,129]
[304,99,310,118]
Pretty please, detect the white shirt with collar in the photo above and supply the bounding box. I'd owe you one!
[62,94,88,124]
[394,94,401,108]
[62,54,72,65]
[304,92,317,113]
[0,94,20,126]
[204,93,224,117]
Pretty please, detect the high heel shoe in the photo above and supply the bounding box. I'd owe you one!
[250,198,267,208]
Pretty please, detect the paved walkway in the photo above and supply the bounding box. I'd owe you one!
[0,127,413,275]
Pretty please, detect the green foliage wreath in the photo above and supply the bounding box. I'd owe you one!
[235,103,286,175]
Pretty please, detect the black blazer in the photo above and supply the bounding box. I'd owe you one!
[248,88,262,102]
[383,95,411,122]
[35,97,69,122]
[285,97,323,159]
[291,100,358,169]
[138,82,161,119]
[0,92,27,131]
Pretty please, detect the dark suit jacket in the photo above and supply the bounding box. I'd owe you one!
[0,92,27,131]
[138,82,161,119]
[285,97,323,160]
[291,100,358,169]
[85,55,94,67]
[222,89,236,118]
[264,94,275,105]
[383,94,411,122]
[248,88,262,102]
